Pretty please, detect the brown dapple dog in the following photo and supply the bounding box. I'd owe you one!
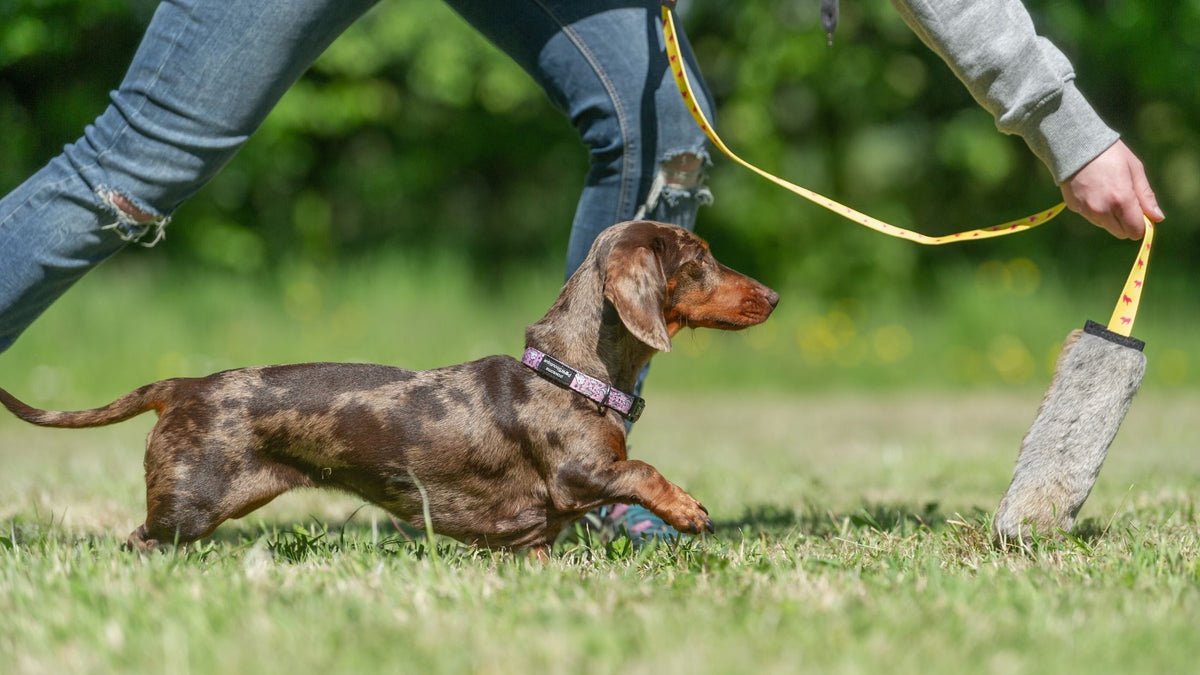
[0,221,778,556]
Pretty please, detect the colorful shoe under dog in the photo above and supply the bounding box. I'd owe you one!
[572,504,680,545]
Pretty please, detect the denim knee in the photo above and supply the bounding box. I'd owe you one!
[634,150,713,232]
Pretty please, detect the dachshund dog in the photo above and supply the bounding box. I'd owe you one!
[0,221,778,556]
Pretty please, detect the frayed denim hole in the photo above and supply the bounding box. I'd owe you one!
[634,152,713,229]
[96,187,171,247]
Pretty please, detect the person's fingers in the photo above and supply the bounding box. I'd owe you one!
[1129,154,1165,223]
[1060,141,1161,240]
[1114,197,1146,239]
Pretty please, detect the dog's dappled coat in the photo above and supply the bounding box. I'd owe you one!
[0,221,778,555]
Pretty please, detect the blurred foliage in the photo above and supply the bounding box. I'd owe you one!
[1,0,1197,299]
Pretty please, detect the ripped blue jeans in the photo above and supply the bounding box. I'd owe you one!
[0,0,715,351]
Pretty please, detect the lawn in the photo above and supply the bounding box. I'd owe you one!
[1,259,1197,674]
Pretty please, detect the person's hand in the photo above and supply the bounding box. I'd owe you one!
[1060,140,1163,240]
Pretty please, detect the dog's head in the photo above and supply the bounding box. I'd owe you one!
[600,221,778,352]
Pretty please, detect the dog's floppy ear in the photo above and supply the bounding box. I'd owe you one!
[604,244,673,352]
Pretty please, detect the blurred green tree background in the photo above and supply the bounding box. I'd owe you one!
[2,0,1197,296]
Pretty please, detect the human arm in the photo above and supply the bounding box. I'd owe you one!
[890,0,1162,238]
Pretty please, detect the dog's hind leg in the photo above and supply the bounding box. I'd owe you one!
[131,465,310,550]
[132,429,314,550]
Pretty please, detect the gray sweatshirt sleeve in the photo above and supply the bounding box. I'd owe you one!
[890,0,1119,183]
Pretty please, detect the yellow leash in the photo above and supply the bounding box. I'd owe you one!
[1107,216,1154,335]
[659,3,1154,336]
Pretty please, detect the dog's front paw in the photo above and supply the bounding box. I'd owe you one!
[657,492,713,535]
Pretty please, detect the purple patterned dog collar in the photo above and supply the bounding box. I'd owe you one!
[521,347,645,423]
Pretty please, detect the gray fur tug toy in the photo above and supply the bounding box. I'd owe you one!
[993,218,1156,546]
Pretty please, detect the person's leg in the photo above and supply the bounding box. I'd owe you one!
[444,0,716,278]
[447,0,717,542]
[0,0,379,352]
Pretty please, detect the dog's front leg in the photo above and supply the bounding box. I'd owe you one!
[558,460,713,535]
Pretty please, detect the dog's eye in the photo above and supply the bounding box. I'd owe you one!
[683,252,708,279]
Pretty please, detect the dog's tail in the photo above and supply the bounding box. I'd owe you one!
[0,382,170,428]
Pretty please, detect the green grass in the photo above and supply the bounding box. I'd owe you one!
[3,392,1199,674]
[2,259,1199,674]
